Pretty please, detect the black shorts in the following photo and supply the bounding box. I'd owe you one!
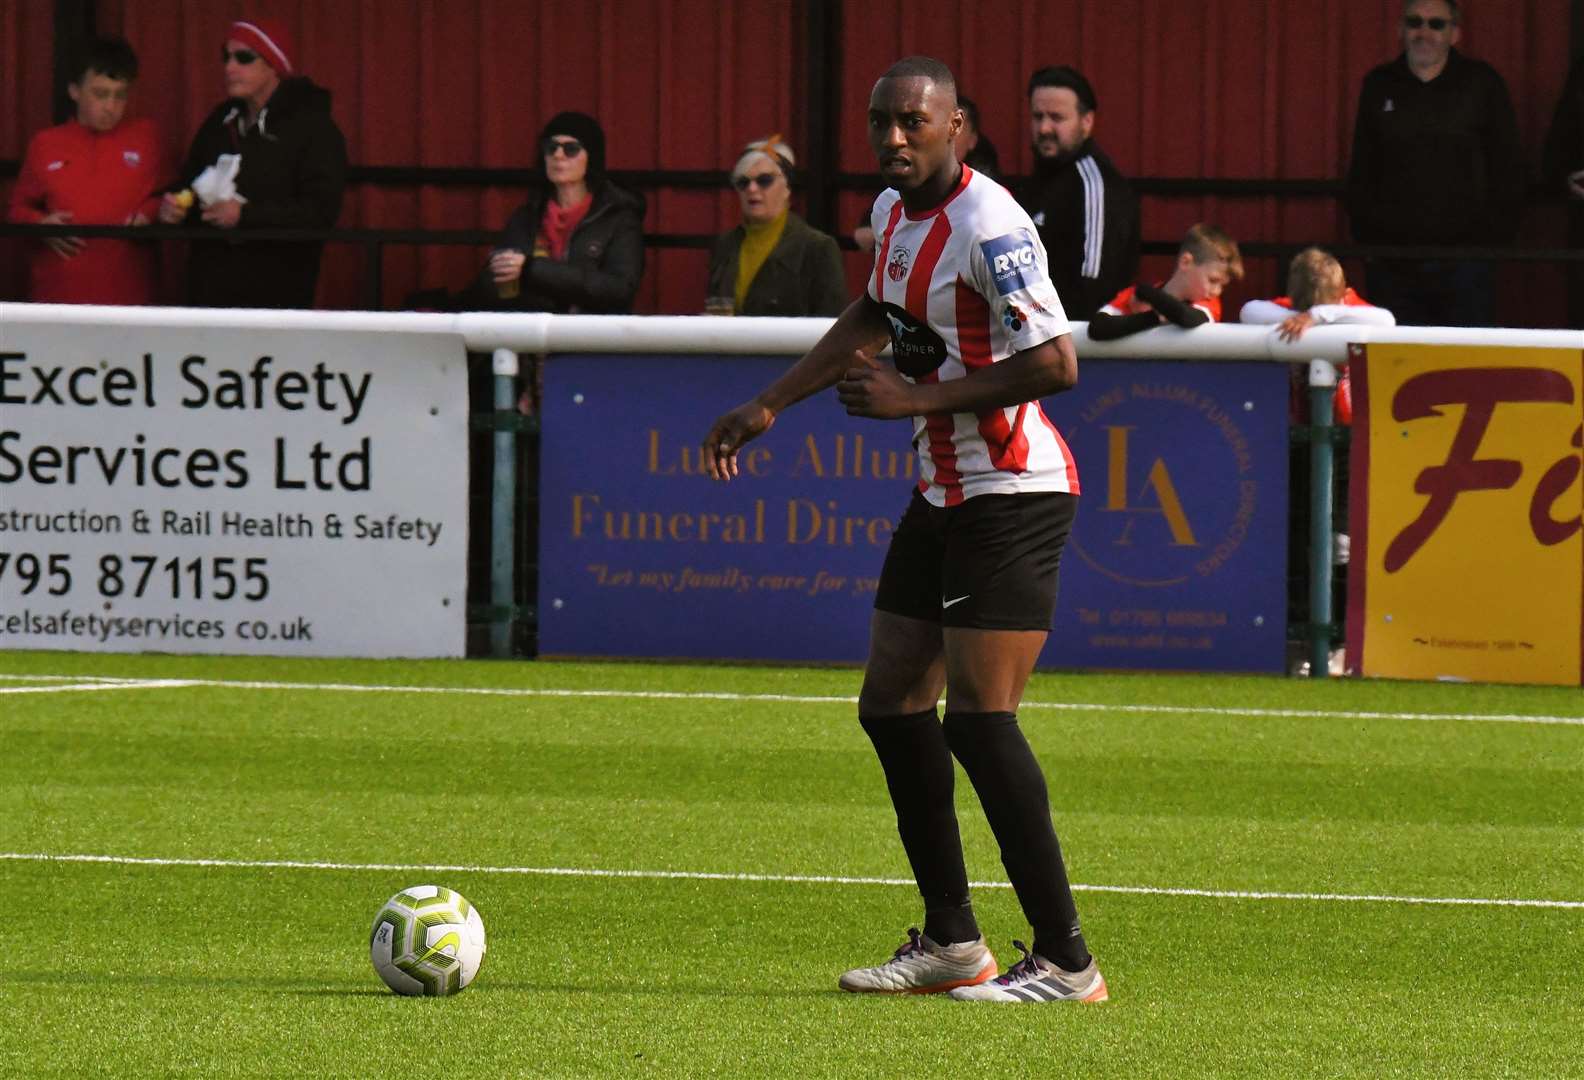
[874,489,1078,630]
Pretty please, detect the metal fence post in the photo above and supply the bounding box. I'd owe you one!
[490,348,519,657]
[1307,358,1337,677]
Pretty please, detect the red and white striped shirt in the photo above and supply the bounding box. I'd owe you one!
[867,166,1079,507]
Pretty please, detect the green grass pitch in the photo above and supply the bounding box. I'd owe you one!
[2,651,1581,1078]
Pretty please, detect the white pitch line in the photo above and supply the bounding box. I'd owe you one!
[5,673,1583,728]
[0,673,143,684]
[0,679,199,695]
[2,851,1579,911]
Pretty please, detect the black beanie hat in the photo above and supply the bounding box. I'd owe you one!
[539,111,607,184]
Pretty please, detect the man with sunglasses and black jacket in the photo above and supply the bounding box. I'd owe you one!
[159,18,346,309]
[1344,0,1523,327]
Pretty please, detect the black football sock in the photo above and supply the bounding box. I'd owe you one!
[859,709,980,945]
[943,710,1091,971]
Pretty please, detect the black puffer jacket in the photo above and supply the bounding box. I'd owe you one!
[173,77,348,308]
[467,179,646,313]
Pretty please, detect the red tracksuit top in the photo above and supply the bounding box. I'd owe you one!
[6,117,167,304]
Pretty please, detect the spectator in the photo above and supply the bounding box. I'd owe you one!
[1016,65,1139,320]
[1344,0,1524,327]
[955,95,1001,181]
[1240,246,1396,425]
[1542,51,1584,328]
[7,35,166,305]
[706,135,845,317]
[853,93,999,253]
[158,18,347,309]
[1241,247,1397,343]
[1088,223,1242,340]
[471,111,645,313]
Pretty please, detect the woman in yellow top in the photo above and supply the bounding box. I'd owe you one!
[705,135,847,316]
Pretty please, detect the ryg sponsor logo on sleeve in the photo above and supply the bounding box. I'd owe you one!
[981,230,1044,296]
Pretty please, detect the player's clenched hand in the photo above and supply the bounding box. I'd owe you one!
[837,363,917,419]
[702,401,775,481]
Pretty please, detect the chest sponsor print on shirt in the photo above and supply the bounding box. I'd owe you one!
[123,150,142,168]
[980,229,1045,296]
[887,245,911,283]
[46,160,66,171]
[881,302,949,378]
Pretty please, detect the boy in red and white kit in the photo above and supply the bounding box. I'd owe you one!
[1087,223,1243,339]
[6,36,166,305]
[1240,246,1396,425]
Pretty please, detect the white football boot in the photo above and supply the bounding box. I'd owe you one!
[838,927,997,994]
[947,940,1108,1003]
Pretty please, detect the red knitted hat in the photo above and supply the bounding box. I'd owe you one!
[228,18,294,74]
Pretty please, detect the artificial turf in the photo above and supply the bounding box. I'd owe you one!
[2,651,1580,1078]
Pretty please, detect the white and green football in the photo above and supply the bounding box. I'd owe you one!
[369,885,487,996]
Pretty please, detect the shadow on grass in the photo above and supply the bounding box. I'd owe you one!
[472,981,834,1000]
[8,970,836,1001]
[6,970,377,995]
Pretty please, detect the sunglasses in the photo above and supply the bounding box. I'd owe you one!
[542,138,584,158]
[1403,14,1451,30]
[733,173,780,191]
[221,47,260,65]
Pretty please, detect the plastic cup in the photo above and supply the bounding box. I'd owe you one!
[495,249,523,299]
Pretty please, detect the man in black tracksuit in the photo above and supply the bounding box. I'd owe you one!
[1014,65,1139,321]
[1344,0,1524,327]
[160,18,346,309]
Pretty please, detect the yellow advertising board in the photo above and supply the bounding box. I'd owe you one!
[1349,343,1584,685]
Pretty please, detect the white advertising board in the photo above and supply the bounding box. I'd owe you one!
[0,320,468,657]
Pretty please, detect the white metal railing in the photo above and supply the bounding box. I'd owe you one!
[5,303,1582,359]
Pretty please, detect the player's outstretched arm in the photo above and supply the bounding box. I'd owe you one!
[838,333,1078,419]
[702,295,891,481]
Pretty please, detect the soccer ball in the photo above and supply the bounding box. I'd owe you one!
[369,885,487,996]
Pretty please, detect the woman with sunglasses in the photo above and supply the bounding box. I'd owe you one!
[474,111,644,314]
[704,136,846,317]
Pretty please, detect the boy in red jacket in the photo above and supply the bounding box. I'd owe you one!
[7,36,167,305]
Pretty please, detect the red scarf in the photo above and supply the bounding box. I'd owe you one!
[539,193,593,260]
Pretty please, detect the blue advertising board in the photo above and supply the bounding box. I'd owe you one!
[538,354,1288,671]
[1038,361,1289,671]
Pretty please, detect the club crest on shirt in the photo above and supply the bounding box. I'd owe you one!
[887,245,911,282]
[980,229,1045,296]
[46,160,66,171]
[123,150,142,167]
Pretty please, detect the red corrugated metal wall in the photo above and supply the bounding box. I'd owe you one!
[0,2,58,299]
[4,1,1576,321]
[837,0,1573,323]
[90,0,799,311]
